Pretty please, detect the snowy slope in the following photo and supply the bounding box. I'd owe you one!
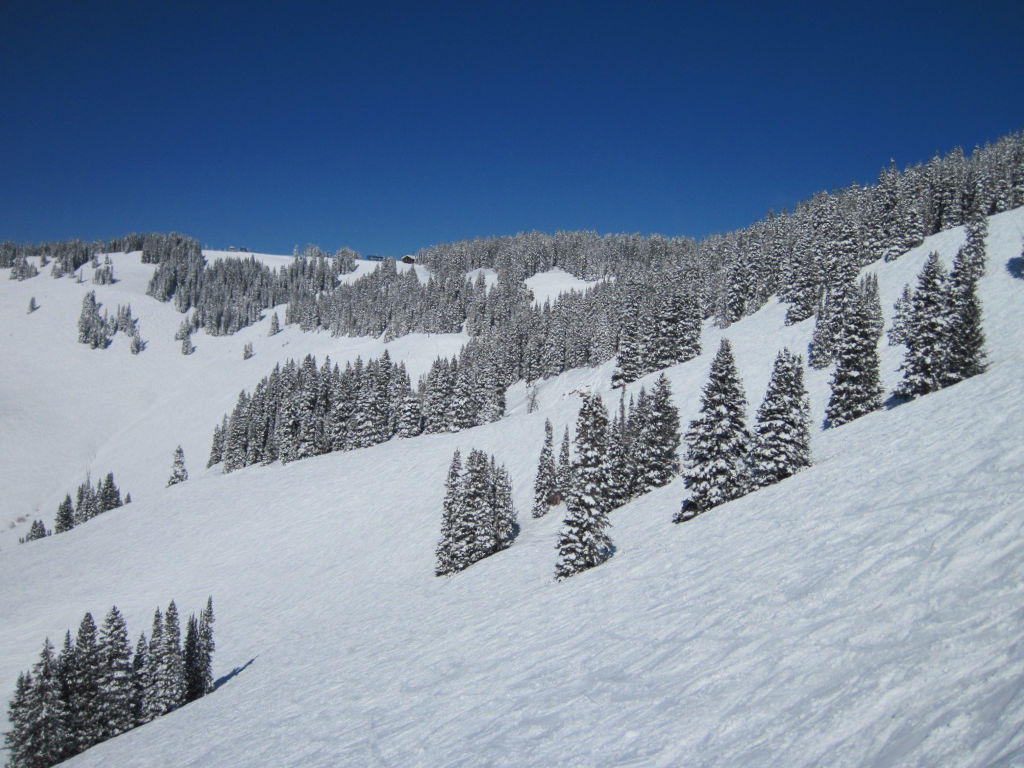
[2,210,1024,766]
[525,267,603,306]
[0,254,465,542]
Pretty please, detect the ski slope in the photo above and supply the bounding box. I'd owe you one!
[2,210,1024,766]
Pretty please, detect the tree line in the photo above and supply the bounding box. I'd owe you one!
[4,598,214,768]
[20,473,130,544]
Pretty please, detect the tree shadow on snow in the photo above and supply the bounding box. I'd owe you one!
[1006,256,1024,279]
[214,657,257,691]
[883,393,913,411]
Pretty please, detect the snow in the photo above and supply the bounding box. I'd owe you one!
[2,210,1024,766]
[524,267,602,306]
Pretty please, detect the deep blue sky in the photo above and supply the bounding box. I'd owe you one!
[2,1,1023,256]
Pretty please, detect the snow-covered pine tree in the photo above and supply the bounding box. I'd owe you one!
[130,327,146,354]
[632,373,680,493]
[887,283,914,346]
[77,291,111,349]
[611,290,646,388]
[198,596,215,696]
[75,477,99,524]
[14,640,68,768]
[462,449,498,565]
[97,606,134,739]
[895,253,951,399]
[750,349,812,488]
[183,614,204,703]
[943,218,988,386]
[243,342,254,360]
[181,335,195,355]
[395,393,423,438]
[492,461,516,550]
[159,601,187,712]
[555,394,613,580]
[71,612,103,752]
[556,426,572,501]
[826,278,884,427]
[603,399,631,511]
[97,472,122,513]
[676,339,750,522]
[3,671,33,768]
[435,450,463,576]
[269,311,280,336]
[143,609,166,720]
[131,632,151,725]
[532,419,559,518]
[27,296,38,313]
[167,445,188,486]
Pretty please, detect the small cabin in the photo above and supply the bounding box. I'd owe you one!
[400,255,416,264]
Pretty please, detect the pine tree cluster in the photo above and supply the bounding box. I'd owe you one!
[76,292,144,352]
[4,598,214,768]
[676,340,812,522]
[435,449,516,575]
[893,215,988,399]
[209,352,426,472]
[21,472,128,544]
[8,255,39,281]
[611,287,702,387]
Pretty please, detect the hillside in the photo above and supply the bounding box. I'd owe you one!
[2,209,1024,766]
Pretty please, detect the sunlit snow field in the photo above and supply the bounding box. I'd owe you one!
[2,210,1024,766]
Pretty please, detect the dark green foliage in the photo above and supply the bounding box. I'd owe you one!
[895,253,952,398]
[21,520,49,543]
[825,277,884,427]
[97,607,134,739]
[750,350,812,488]
[532,420,559,518]
[77,291,112,349]
[435,449,517,575]
[676,339,750,521]
[55,495,75,534]
[630,374,681,494]
[555,394,614,580]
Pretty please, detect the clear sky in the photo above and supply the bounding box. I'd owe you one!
[2,0,1023,257]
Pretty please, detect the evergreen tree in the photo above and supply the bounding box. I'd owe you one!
[183,615,204,703]
[167,445,188,486]
[826,279,884,427]
[555,394,613,580]
[895,253,951,399]
[27,296,38,313]
[159,602,186,712]
[22,520,49,542]
[492,462,516,550]
[532,419,559,517]
[435,450,463,576]
[269,311,280,336]
[461,449,498,565]
[887,284,914,346]
[676,339,750,522]
[97,606,134,739]
[75,477,99,524]
[97,472,122,513]
[243,341,254,360]
[944,225,988,385]
[181,335,195,355]
[77,291,111,349]
[70,613,103,753]
[631,374,680,493]
[131,632,151,725]
[198,596,215,695]
[556,426,572,501]
[19,640,68,768]
[130,328,146,354]
[4,671,33,768]
[144,610,166,720]
[750,349,812,488]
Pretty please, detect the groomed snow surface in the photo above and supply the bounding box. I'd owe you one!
[2,210,1024,766]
